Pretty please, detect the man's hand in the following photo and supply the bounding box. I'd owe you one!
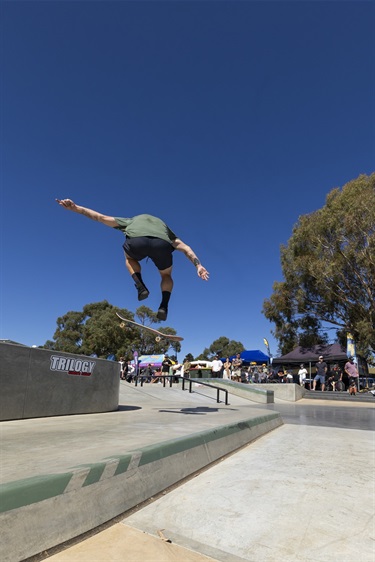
[197,265,209,281]
[173,238,210,280]
[56,198,77,211]
[56,198,117,227]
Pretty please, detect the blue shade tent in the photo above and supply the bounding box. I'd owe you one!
[221,350,270,364]
[239,350,270,363]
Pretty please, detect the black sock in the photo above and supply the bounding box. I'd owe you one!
[160,291,171,309]
[132,272,146,289]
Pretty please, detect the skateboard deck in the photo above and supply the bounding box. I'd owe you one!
[116,312,183,342]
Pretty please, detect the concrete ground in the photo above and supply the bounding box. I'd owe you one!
[1,383,274,483]
[39,384,375,562]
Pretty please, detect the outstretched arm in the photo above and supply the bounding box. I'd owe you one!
[56,199,118,227]
[172,238,209,280]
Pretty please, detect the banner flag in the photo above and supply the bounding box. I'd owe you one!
[263,338,272,363]
[346,332,357,361]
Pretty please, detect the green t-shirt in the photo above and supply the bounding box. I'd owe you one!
[114,214,177,244]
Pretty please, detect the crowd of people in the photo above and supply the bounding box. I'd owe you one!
[296,355,360,393]
[205,354,360,392]
[118,353,181,384]
[118,353,360,393]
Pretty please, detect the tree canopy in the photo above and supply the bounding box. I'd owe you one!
[43,301,181,359]
[43,305,247,362]
[263,173,375,358]
[199,336,245,360]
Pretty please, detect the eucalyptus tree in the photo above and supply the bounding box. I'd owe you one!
[44,301,181,358]
[263,173,375,357]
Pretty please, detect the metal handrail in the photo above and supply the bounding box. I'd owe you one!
[134,374,172,388]
[134,374,229,405]
[182,377,229,405]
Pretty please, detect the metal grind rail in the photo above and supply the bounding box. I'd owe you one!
[134,375,229,405]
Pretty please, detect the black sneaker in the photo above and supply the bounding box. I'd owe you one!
[136,284,149,301]
[157,307,168,321]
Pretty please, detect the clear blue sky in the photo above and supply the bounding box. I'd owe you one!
[1,1,374,360]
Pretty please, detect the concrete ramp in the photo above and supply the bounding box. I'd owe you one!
[0,383,282,561]
[0,342,120,420]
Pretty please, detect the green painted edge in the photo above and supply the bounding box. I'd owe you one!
[138,413,280,466]
[70,463,107,487]
[0,472,73,513]
[113,454,132,476]
[0,413,280,513]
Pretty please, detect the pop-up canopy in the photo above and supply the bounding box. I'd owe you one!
[136,354,165,368]
[221,350,270,364]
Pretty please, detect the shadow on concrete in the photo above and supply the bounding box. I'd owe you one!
[157,406,238,415]
[116,405,142,412]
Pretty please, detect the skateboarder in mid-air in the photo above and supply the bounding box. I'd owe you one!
[56,199,209,321]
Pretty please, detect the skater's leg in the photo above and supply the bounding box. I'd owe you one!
[125,255,140,275]
[125,254,149,301]
[160,266,173,293]
[157,266,173,321]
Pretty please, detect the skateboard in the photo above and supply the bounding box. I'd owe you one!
[116,312,183,342]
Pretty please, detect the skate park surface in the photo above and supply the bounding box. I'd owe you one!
[1,380,374,562]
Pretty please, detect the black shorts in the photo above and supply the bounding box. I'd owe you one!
[123,236,174,271]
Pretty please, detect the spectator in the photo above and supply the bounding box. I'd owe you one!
[172,363,182,382]
[232,353,243,381]
[252,366,260,383]
[223,357,232,380]
[211,355,223,378]
[344,356,359,393]
[298,364,308,387]
[119,356,127,380]
[151,367,163,384]
[285,369,293,383]
[125,361,135,383]
[259,368,268,383]
[141,363,153,383]
[267,369,278,383]
[183,358,192,378]
[162,354,173,379]
[240,368,249,384]
[327,363,343,392]
[312,355,327,391]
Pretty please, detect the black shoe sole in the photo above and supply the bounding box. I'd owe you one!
[138,289,150,301]
[157,308,168,321]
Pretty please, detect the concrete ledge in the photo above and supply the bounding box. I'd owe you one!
[197,379,274,404]
[201,380,305,402]
[250,383,305,402]
[0,413,282,562]
[304,390,375,403]
[0,343,120,420]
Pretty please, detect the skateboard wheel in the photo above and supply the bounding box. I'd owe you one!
[155,336,161,342]
[120,322,125,328]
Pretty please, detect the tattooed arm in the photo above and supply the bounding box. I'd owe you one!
[172,238,209,280]
[56,199,118,227]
